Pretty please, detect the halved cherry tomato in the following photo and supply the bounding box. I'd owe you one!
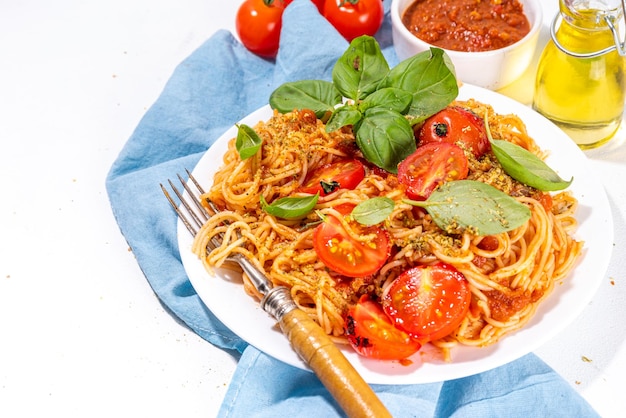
[537,192,553,212]
[346,295,422,360]
[322,0,384,41]
[382,263,471,342]
[330,202,357,215]
[477,235,500,251]
[300,159,365,196]
[397,142,469,200]
[236,0,285,59]
[418,106,490,158]
[312,209,390,277]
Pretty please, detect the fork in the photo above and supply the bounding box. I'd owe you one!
[161,170,392,418]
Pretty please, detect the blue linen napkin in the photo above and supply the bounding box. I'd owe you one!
[105,1,599,416]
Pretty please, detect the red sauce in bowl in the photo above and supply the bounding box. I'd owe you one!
[402,0,531,52]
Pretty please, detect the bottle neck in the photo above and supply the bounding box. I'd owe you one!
[560,0,624,30]
[549,0,626,58]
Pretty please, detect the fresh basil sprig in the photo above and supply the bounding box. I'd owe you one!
[260,194,319,219]
[359,87,413,114]
[379,47,458,123]
[483,112,573,191]
[235,124,263,160]
[352,197,395,226]
[332,36,390,100]
[269,80,342,119]
[268,36,458,174]
[325,104,362,132]
[491,139,573,191]
[355,108,415,172]
[404,180,531,236]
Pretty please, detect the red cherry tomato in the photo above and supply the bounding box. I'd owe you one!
[346,295,422,360]
[312,209,390,277]
[300,159,365,196]
[537,192,553,212]
[236,0,285,59]
[382,263,471,342]
[322,0,384,41]
[397,142,469,200]
[418,106,490,158]
[477,235,500,251]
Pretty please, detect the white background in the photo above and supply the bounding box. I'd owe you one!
[1,1,625,417]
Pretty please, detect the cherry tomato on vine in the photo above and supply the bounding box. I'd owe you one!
[322,0,384,41]
[300,159,365,196]
[418,106,490,158]
[236,0,285,59]
[312,208,390,277]
[345,295,422,360]
[382,263,471,342]
[397,142,469,200]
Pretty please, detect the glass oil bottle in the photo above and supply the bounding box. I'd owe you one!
[533,0,626,149]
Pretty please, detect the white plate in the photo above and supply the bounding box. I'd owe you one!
[179,84,613,384]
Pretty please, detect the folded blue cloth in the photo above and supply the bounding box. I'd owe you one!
[106,1,599,416]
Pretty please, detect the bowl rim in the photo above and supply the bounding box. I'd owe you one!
[390,0,544,58]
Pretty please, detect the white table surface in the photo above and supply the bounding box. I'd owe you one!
[1,1,624,417]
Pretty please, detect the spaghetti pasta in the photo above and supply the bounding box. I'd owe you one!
[192,101,582,359]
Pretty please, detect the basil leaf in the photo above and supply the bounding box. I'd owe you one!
[406,180,531,236]
[269,80,342,118]
[352,197,395,226]
[355,108,416,173]
[359,87,412,114]
[235,124,262,160]
[491,140,573,191]
[381,47,458,123]
[325,104,363,132]
[260,194,319,219]
[332,35,390,101]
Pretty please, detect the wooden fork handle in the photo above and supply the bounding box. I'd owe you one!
[279,308,392,418]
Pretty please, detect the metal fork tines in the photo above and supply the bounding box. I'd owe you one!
[160,170,272,296]
[159,170,393,417]
[160,169,212,237]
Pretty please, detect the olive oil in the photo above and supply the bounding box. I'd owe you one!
[533,6,626,149]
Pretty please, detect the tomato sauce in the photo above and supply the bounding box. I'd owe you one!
[402,0,531,52]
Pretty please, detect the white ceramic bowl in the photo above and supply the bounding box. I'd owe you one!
[391,0,542,90]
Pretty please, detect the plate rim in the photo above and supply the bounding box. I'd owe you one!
[178,84,614,384]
